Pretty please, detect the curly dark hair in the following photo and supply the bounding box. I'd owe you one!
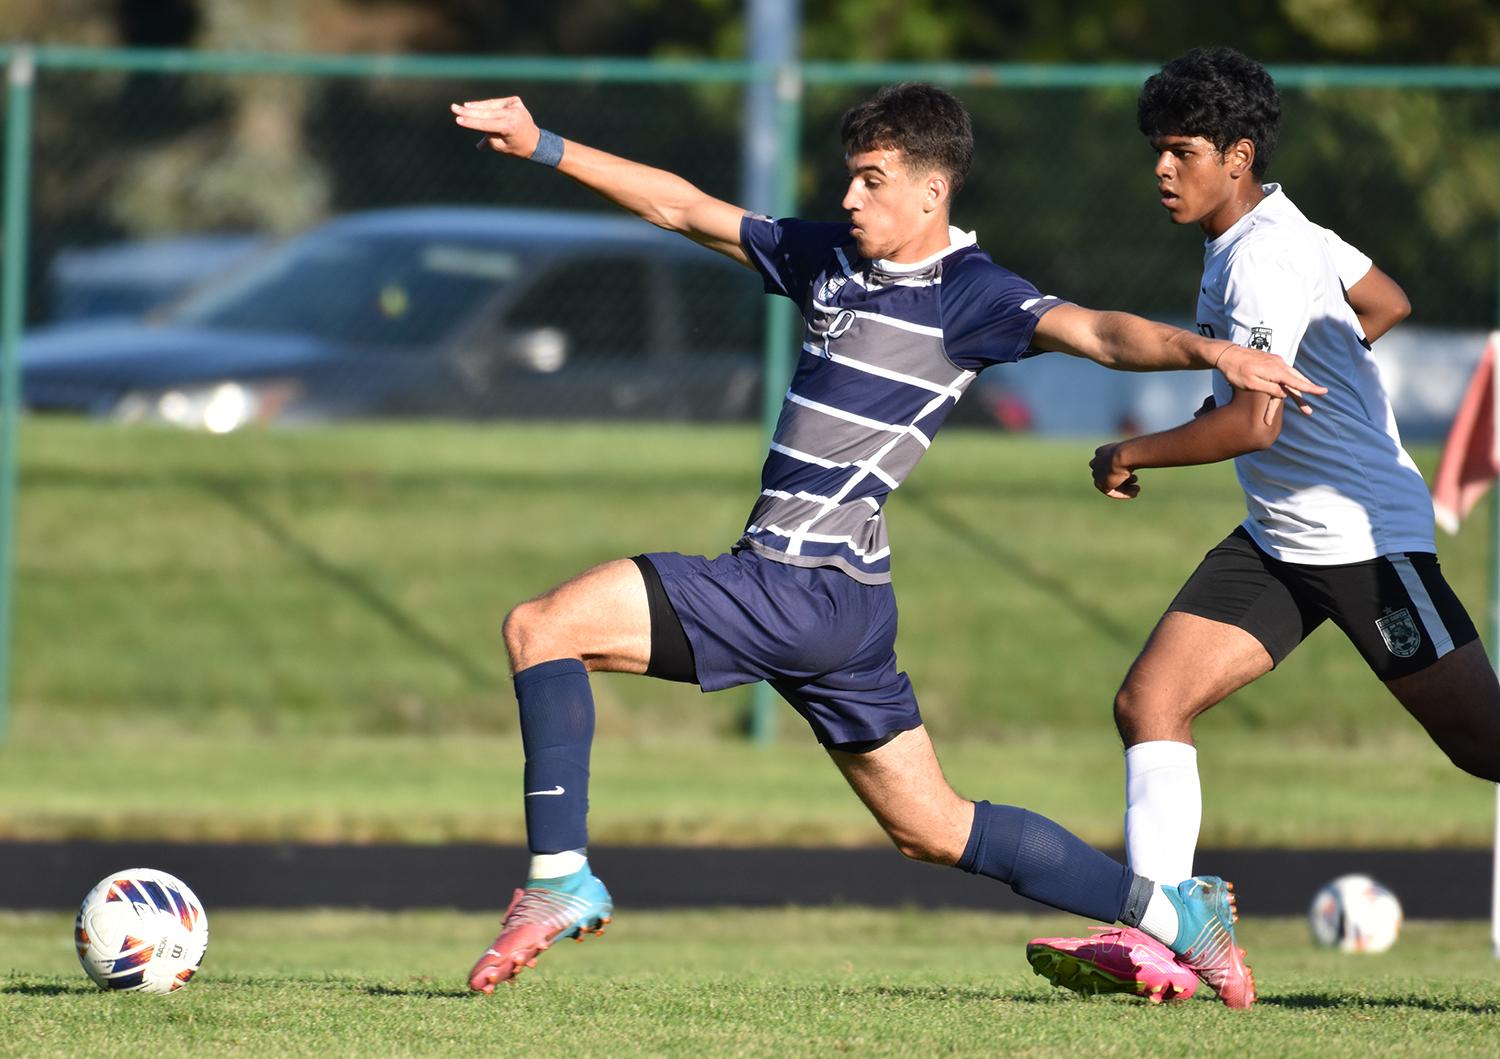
[1137,47,1281,179]
[840,82,973,198]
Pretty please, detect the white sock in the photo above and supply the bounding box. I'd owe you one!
[1137,885,1181,948]
[1124,740,1201,884]
[528,849,587,880]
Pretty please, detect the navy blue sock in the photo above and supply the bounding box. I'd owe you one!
[956,800,1142,924]
[514,658,594,854]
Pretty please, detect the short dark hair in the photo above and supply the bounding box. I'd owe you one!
[840,82,974,198]
[1137,47,1281,179]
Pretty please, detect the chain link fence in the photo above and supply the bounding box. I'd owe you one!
[7,56,1499,434]
[2,51,1498,733]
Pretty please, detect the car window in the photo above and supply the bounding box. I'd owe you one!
[166,234,520,348]
[504,256,650,357]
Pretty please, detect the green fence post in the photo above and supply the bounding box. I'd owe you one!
[0,45,34,744]
[749,60,804,745]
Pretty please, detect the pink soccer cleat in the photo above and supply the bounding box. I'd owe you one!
[467,869,613,993]
[1027,926,1199,1003]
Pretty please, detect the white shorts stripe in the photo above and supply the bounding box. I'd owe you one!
[1391,556,1455,657]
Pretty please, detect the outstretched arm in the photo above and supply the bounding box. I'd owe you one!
[1090,387,1281,500]
[1031,303,1326,414]
[452,96,751,267]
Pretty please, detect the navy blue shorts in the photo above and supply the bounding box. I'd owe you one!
[641,549,922,746]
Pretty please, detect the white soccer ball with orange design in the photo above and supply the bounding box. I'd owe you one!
[75,868,209,993]
[1307,873,1403,953]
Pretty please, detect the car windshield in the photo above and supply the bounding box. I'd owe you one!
[163,231,523,347]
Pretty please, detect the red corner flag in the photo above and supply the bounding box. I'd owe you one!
[1433,334,1500,534]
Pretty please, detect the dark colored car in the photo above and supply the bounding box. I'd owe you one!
[22,207,765,431]
[48,233,268,323]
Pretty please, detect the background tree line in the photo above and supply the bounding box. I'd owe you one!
[2,0,1499,324]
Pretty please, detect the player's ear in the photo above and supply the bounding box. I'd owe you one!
[924,172,949,213]
[1227,138,1256,180]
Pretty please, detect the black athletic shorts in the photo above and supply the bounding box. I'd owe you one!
[630,554,697,683]
[1167,527,1479,680]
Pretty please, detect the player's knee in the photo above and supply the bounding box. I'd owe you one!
[502,599,562,670]
[1112,684,1152,740]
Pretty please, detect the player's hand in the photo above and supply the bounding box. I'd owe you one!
[1213,343,1325,418]
[451,96,541,157]
[1090,442,1140,500]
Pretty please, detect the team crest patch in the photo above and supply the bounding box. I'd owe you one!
[1247,326,1273,352]
[1375,608,1421,658]
[818,273,848,302]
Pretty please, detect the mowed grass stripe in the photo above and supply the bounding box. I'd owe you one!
[14,419,1491,737]
[0,724,1491,847]
[4,910,1498,1057]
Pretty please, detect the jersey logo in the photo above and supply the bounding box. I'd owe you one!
[814,309,856,358]
[1247,326,1273,352]
[818,273,848,302]
[1375,608,1421,658]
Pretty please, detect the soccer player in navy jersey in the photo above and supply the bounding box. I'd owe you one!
[450,82,1322,1007]
[1026,47,1500,1003]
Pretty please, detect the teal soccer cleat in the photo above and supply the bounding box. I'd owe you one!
[1164,875,1256,1008]
[467,867,613,993]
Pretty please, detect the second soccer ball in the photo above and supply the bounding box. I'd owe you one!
[1307,873,1403,953]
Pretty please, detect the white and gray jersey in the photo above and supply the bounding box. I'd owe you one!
[739,215,1064,584]
[1198,185,1435,564]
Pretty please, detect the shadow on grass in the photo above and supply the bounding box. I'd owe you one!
[1265,992,1500,1015]
[364,983,472,999]
[869,984,1020,1003]
[902,485,1137,649]
[2,982,92,996]
[204,480,500,690]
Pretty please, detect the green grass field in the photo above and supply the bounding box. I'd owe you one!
[13,419,1493,737]
[2,723,1493,848]
[4,909,1498,1057]
[4,419,1497,848]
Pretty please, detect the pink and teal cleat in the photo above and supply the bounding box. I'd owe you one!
[1164,875,1256,1009]
[1027,875,1256,1009]
[467,868,613,993]
[1026,926,1199,1003]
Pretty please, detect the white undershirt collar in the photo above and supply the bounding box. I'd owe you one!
[872,226,977,273]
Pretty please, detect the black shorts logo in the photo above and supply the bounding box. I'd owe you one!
[1248,326,1273,352]
[1376,608,1421,658]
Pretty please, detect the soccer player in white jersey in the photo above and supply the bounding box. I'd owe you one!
[450,82,1322,1007]
[1028,46,1500,1001]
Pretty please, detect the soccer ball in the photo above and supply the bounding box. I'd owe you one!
[75,868,209,993]
[1307,873,1403,953]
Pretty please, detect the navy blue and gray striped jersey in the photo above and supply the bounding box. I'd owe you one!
[736,214,1065,584]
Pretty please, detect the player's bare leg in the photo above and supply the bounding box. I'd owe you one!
[1113,611,1274,745]
[1113,611,1273,884]
[1026,613,1268,1006]
[469,559,651,993]
[503,558,653,675]
[1384,639,1500,782]
[826,725,973,865]
[831,726,1252,1006]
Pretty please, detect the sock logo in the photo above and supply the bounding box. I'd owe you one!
[525,786,566,797]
